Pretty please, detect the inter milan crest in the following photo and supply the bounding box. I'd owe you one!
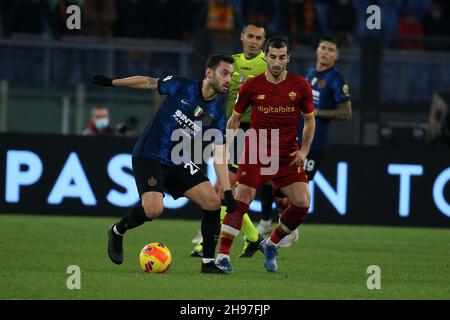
[318,79,327,88]
[147,177,158,187]
[203,114,213,126]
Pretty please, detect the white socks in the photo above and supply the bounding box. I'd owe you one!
[202,258,214,264]
[215,253,230,262]
[260,220,272,227]
[113,225,123,236]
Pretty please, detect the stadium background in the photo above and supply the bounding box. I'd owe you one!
[1,0,449,225]
[0,0,449,301]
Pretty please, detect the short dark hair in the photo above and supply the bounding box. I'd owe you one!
[205,54,235,70]
[92,105,108,111]
[319,35,341,49]
[242,20,266,34]
[90,105,108,116]
[265,36,290,55]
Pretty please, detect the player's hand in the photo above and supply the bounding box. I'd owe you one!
[91,75,114,87]
[289,150,307,168]
[214,183,224,198]
[223,190,236,213]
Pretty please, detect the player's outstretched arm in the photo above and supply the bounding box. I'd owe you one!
[212,144,231,191]
[291,112,316,168]
[300,112,315,156]
[212,144,236,213]
[91,75,159,90]
[315,101,352,120]
[226,111,243,137]
[225,111,243,170]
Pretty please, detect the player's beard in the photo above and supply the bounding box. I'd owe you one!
[211,77,229,94]
[245,44,258,58]
[318,55,335,68]
[270,64,285,78]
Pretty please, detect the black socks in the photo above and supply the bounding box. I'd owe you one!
[260,184,274,221]
[116,204,151,235]
[201,209,221,259]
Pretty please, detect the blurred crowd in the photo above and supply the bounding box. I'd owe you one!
[0,0,449,50]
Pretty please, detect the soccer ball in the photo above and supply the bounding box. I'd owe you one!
[139,242,172,273]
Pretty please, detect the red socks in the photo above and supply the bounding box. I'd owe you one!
[270,204,308,244]
[219,200,249,255]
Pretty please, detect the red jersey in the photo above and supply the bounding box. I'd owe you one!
[234,71,314,165]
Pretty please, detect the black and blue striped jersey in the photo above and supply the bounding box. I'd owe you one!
[133,75,227,166]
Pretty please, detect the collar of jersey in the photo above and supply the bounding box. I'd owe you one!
[314,65,335,75]
[198,81,215,103]
[242,50,265,61]
[263,70,290,85]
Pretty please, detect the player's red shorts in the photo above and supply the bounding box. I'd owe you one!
[236,163,308,192]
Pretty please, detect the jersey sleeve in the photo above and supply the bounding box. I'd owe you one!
[157,75,186,96]
[233,80,253,115]
[300,79,315,115]
[331,73,351,104]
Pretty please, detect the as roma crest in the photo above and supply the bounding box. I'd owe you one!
[289,91,297,101]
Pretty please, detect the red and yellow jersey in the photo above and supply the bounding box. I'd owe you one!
[234,72,314,164]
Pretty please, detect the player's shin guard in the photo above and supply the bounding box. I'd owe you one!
[219,205,227,223]
[260,184,274,222]
[270,204,308,245]
[201,209,221,260]
[115,204,151,235]
[219,201,248,255]
[223,200,258,242]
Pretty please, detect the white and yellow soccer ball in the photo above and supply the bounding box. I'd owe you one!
[139,242,172,273]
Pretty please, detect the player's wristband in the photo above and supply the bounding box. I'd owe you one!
[224,190,236,213]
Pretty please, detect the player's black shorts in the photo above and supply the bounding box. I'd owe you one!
[132,157,209,200]
[228,122,251,174]
[303,149,325,180]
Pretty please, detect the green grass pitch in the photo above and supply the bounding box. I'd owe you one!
[0,214,449,300]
